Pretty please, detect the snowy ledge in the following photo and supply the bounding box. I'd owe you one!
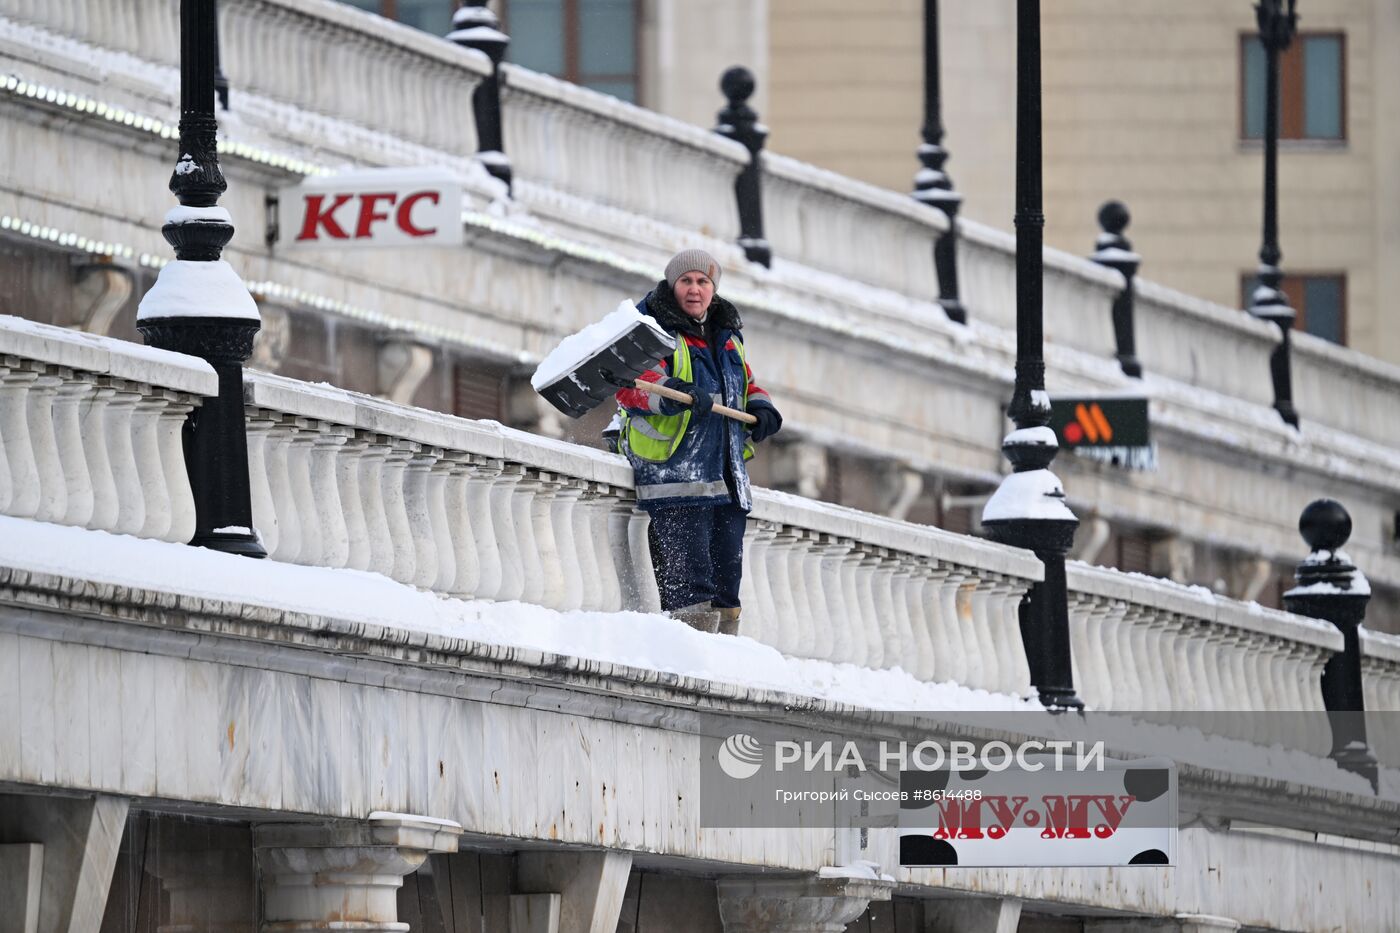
[3,516,1398,835]
[0,515,1031,715]
[0,313,215,395]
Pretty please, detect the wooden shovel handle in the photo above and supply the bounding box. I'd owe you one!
[632,380,758,425]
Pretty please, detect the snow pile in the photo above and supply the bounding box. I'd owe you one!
[137,260,261,322]
[530,300,672,391]
[0,516,1028,713]
[818,860,894,883]
[982,469,1076,523]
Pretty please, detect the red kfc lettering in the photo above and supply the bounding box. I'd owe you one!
[395,190,440,237]
[296,194,353,241]
[355,192,398,239]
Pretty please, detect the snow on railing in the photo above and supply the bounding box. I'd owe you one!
[0,310,1385,712]
[242,370,1044,696]
[0,315,215,541]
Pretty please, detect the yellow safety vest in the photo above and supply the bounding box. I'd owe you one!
[623,336,753,463]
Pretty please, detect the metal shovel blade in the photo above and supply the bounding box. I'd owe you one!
[535,319,676,419]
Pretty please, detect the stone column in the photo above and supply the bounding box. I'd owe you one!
[716,874,893,933]
[254,814,461,933]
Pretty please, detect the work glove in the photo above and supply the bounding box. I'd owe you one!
[747,402,783,443]
[662,378,714,418]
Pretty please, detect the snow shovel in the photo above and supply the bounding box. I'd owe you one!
[531,300,757,424]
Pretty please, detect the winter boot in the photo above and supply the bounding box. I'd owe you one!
[717,606,741,636]
[670,601,720,634]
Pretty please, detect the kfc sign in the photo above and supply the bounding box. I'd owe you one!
[277,167,463,248]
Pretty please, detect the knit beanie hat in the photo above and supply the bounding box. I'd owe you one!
[664,249,722,289]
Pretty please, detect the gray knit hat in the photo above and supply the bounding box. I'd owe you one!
[664,249,721,289]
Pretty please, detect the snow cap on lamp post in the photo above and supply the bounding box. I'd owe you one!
[137,0,263,558]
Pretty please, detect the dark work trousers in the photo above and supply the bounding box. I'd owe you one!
[646,503,748,611]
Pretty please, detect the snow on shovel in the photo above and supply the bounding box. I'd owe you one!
[531,300,757,424]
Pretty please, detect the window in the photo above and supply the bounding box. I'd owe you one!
[1241,33,1345,141]
[1240,273,1347,345]
[340,0,455,36]
[502,0,639,103]
[338,1,641,103]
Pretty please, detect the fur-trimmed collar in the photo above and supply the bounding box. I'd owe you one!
[642,279,743,339]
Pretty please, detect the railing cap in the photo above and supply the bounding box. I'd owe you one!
[0,315,217,395]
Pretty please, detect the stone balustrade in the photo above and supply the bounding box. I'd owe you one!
[242,370,1045,695]
[0,315,215,543]
[1361,630,1400,766]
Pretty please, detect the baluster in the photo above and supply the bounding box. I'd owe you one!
[905,560,942,681]
[27,368,66,524]
[547,478,585,611]
[517,472,552,606]
[785,533,818,657]
[130,392,171,540]
[741,523,779,645]
[819,538,854,663]
[310,428,352,568]
[441,455,476,596]
[583,484,621,611]
[380,441,418,583]
[800,533,834,659]
[336,434,371,571]
[837,547,869,666]
[425,453,456,591]
[158,392,197,544]
[403,449,439,588]
[884,558,918,675]
[989,577,1025,694]
[566,480,601,611]
[78,384,118,531]
[467,459,508,600]
[1098,600,1134,709]
[764,530,801,656]
[358,435,394,576]
[626,506,661,613]
[931,568,968,685]
[855,551,884,669]
[51,379,94,528]
[102,378,145,535]
[607,498,644,610]
[285,421,322,565]
[867,551,902,670]
[963,578,1001,691]
[1069,596,1109,709]
[245,413,278,554]
[0,363,41,518]
[489,465,527,602]
[263,419,301,561]
[1002,580,1034,695]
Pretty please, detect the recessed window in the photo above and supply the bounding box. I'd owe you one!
[340,0,455,36]
[503,0,640,103]
[337,1,640,104]
[1241,273,1347,345]
[1241,32,1346,142]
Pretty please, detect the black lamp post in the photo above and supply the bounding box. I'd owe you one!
[715,66,772,268]
[980,0,1081,711]
[1248,0,1300,428]
[137,0,264,558]
[1283,499,1378,792]
[449,0,513,193]
[911,0,965,324]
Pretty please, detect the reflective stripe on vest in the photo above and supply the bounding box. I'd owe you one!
[624,337,694,463]
[635,479,732,500]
